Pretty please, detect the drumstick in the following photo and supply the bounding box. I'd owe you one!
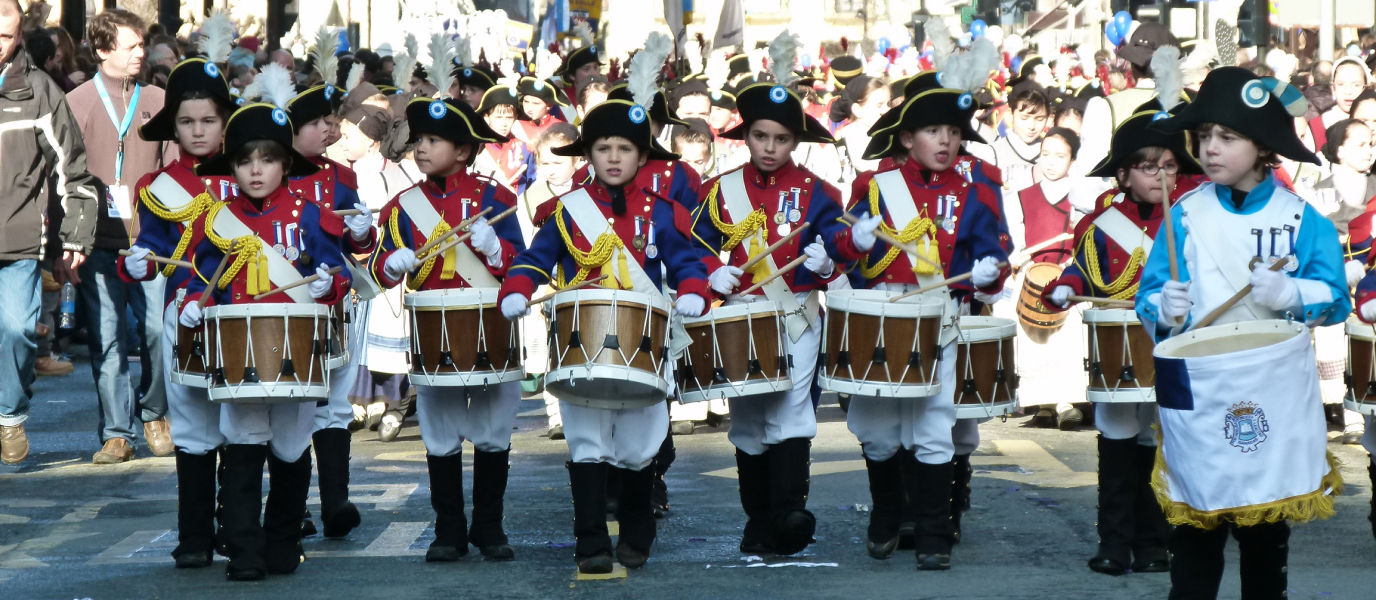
[738,222,810,273]
[332,207,382,216]
[252,266,344,301]
[1067,295,1136,308]
[1161,170,1180,282]
[736,255,808,297]
[197,251,232,311]
[1011,233,1073,264]
[425,205,520,258]
[887,261,1011,303]
[839,213,941,270]
[1190,257,1289,330]
[526,275,610,307]
[413,206,493,257]
[118,249,193,270]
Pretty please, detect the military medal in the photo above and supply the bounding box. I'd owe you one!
[777,223,791,236]
[632,217,646,250]
[1249,229,1265,270]
[789,188,802,222]
[218,180,229,199]
[774,192,787,224]
[652,173,662,193]
[273,243,286,256]
[774,212,786,225]
[286,246,300,261]
[1282,225,1299,272]
[645,220,658,258]
[313,181,322,202]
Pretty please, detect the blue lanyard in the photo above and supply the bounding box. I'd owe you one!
[94,74,140,183]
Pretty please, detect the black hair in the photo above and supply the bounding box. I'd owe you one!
[1349,89,1376,118]
[1322,118,1369,164]
[1044,127,1080,158]
[175,89,232,120]
[1010,89,1050,116]
[23,29,56,69]
[231,139,293,172]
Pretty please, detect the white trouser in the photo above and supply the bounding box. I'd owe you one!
[1095,402,1159,446]
[562,400,669,470]
[991,282,1081,412]
[544,391,561,427]
[846,342,958,464]
[952,418,982,456]
[220,401,317,462]
[728,311,821,456]
[318,315,365,431]
[415,381,521,456]
[163,302,222,455]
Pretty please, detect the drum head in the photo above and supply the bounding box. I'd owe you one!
[546,365,670,410]
[1153,319,1305,360]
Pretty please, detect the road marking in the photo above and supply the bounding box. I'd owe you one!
[311,522,429,558]
[607,521,619,536]
[86,530,173,565]
[373,451,428,462]
[575,563,627,580]
[0,525,97,568]
[0,514,30,524]
[59,500,112,523]
[308,483,419,511]
[133,459,176,484]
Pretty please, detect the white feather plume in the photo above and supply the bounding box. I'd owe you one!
[428,34,456,99]
[393,51,417,93]
[925,18,954,71]
[344,62,364,92]
[573,21,594,48]
[705,53,729,91]
[197,11,235,65]
[1181,40,1218,86]
[939,37,999,94]
[1151,45,1183,112]
[453,33,472,68]
[767,30,801,87]
[404,34,419,63]
[628,32,672,108]
[311,26,339,90]
[535,48,558,82]
[255,63,296,109]
[241,80,262,102]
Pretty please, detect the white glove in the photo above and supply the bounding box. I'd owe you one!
[124,246,151,279]
[308,264,334,299]
[1157,279,1192,326]
[1362,299,1376,323]
[710,265,743,294]
[1250,263,1299,312]
[1049,284,1072,309]
[1346,259,1366,288]
[501,293,530,320]
[468,216,502,263]
[675,293,706,317]
[384,248,419,280]
[179,302,203,328]
[344,212,373,241]
[970,256,1002,288]
[802,235,835,278]
[850,212,883,252]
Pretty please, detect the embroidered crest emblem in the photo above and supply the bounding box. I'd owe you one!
[1223,401,1268,452]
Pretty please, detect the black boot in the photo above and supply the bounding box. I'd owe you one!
[614,464,657,569]
[767,438,816,556]
[1235,522,1290,600]
[735,449,773,554]
[263,449,312,575]
[1167,524,1228,600]
[425,453,468,562]
[863,454,903,559]
[220,444,269,581]
[605,467,622,516]
[470,448,515,560]
[1131,443,1170,573]
[567,461,613,573]
[951,453,972,544]
[904,453,955,570]
[1089,436,1137,575]
[652,429,674,518]
[172,450,218,568]
[216,448,229,556]
[312,428,361,539]
[897,450,919,550]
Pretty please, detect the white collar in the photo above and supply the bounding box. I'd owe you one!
[1040,176,1072,203]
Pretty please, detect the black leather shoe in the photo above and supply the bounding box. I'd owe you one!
[916,552,951,570]
[577,552,615,574]
[1133,558,1170,573]
[739,540,773,555]
[1087,556,1129,576]
[321,503,361,539]
[174,549,213,569]
[425,543,466,562]
[866,534,899,560]
[615,542,649,569]
[226,562,266,581]
[478,543,515,561]
[301,516,317,537]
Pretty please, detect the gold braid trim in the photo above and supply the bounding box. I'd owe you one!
[858,178,939,279]
[140,187,215,277]
[409,218,451,291]
[553,202,625,286]
[1078,224,1144,300]
[704,180,768,252]
[202,202,266,292]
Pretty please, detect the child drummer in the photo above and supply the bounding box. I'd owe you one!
[367,95,525,563]
[690,33,857,560]
[1137,67,1349,598]
[1042,105,1204,576]
[180,101,353,581]
[116,56,237,569]
[840,69,1012,570]
[497,98,712,574]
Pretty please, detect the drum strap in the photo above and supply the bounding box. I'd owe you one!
[345,256,381,301]
[1094,206,1154,258]
[143,172,215,277]
[209,209,314,303]
[397,187,500,288]
[873,170,945,285]
[720,169,817,343]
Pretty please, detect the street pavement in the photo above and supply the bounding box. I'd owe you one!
[2,365,1374,600]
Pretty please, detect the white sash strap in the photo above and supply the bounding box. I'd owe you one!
[872,170,958,344]
[210,209,314,304]
[1094,206,1154,258]
[397,187,499,288]
[147,173,199,221]
[1180,183,1303,323]
[720,169,815,342]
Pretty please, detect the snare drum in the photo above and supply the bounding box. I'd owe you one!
[818,289,944,398]
[203,303,333,403]
[546,289,671,409]
[172,294,209,388]
[952,316,1018,419]
[678,300,791,403]
[404,288,524,387]
[1017,262,1067,344]
[1344,318,1376,415]
[1084,308,1156,403]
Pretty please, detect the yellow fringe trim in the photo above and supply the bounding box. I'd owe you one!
[858,177,940,279]
[203,202,269,294]
[703,180,768,252]
[553,201,630,288]
[1076,224,1143,300]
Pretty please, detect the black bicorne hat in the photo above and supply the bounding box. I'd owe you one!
[709,88,737,111]
[287,84,341,133]
[551,99,677,161]
[405,96,507,146]
[140,58,235,142]
[1148,66,1318,164]
[451,63,497,92]
[726,54,752,79]
[719,83,834,144]
[476,85,529,120]
[556,46,600,79]
[518,76,571,108]
[195,104,321,178]
[871,88,985,145]
[862,71,949,160]
[1087,110,1203,178]
[829,56,863,86]
[607,84,688,129]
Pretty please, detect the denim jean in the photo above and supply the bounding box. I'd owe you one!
[77,249,166,444]
[0,260,39,427]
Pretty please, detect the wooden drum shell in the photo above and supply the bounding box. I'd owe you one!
[1018,262,1068,344]
[1345,318,1376,415]
[1084,308,1157,403]
[203,303,331,403]
[545,289,671,409]
[678,300,791,402]
[952,316,1019,419]
[405,289,524,387]
[818,290,944,398]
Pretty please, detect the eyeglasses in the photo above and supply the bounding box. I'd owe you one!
[1132,163,1180,176]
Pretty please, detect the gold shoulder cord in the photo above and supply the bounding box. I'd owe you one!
[390,206,452,290]
[704,180,768,252]
[553,201,628,287]
[139,187,215,277]
[858,178,940,279]
[1077,224,1144,300]
[202,202,269,294]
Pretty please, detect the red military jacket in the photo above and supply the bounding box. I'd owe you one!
[1044,189,1162,307]
[288,154,378,254]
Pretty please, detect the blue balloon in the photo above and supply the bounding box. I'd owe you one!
[877,37,891,54]
[1113,11,1132,36]
[801,53,813,68]
[1106,21,1123,46]
[971,20,987,39]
